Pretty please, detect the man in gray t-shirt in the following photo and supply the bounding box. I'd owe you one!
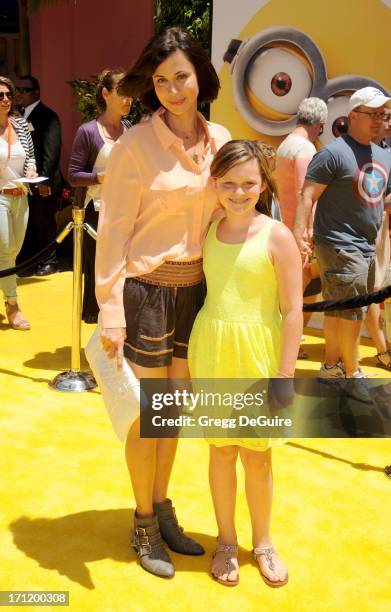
[293,87,391,381]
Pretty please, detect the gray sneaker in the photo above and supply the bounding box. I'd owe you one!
[344,369,372,404]
[319,360,345,379]
[132,512,175,578]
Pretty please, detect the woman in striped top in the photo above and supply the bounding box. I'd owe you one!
[0,76,37,330]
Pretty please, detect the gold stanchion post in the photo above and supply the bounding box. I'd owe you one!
[50,208,97,392]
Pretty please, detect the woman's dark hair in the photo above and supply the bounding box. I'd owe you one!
[210,140,278,216]
[96,68,126,112]
[118,27,220,110]
[0,76,17,116]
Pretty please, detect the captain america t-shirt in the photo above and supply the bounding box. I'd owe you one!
[306,135,391,254]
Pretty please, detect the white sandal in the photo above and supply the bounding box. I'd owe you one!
[253,545,288,587]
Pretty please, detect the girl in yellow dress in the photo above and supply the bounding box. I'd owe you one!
[188,140,303,587]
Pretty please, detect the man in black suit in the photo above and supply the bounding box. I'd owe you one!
[16,75,63,275]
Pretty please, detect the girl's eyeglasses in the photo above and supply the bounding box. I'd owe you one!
[0,92,13,101]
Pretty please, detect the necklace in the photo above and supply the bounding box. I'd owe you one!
[164,114,203,164]
[191,127,204,164]
[165,114,198,141]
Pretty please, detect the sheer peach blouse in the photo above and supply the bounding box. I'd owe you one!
[95,107,231,328]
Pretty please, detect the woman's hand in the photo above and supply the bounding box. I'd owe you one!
[26,169,38,179]
[100,327,126,369]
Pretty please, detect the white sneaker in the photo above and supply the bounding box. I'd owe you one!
[351,368,367,378]
[319,360,345,379]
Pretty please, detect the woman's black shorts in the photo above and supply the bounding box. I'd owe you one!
[123,278,205,368]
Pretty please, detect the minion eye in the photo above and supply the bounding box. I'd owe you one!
[319,96,349,145]
[246,48,312,115]
[271,72,292,96]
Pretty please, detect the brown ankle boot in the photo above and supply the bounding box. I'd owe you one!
[131,512,174,578]
[153,499,205,556]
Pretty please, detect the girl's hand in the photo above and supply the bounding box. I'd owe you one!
[268,377,295,411]
[26,169,38,179]
[100,327,126,369]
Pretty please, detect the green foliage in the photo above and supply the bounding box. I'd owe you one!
[68,78,98,124]
[154,0,211,51]
[68,77,147,125]
[27,0,63,14]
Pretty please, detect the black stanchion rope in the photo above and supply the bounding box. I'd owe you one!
[2,232,391,313]
[303,284,391,312]
[0,240,59,278]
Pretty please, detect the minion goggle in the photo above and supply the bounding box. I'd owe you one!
[224,27,390,144]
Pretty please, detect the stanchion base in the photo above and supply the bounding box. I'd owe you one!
[49,371,97,392]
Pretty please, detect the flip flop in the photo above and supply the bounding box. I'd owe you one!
[254,545,288,587]
[212,543,239,586]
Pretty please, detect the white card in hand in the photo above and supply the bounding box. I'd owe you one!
[14,176,49,184]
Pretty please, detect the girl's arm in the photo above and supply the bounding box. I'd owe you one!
[269,223,303,377]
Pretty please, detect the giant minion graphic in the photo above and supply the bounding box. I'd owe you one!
[211,0,391,147]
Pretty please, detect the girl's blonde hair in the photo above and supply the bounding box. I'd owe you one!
[210,140,277,216]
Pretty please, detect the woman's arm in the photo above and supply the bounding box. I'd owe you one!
[269,223,303,377]
[68,124,100,187]
[96,140,142,330]
[12,118,37,175]
[24,124,37,176]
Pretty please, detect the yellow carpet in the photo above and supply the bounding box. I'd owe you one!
[0,272,390,612]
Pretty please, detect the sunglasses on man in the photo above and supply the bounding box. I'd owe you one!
[353,110,387,120]
[16,87,35,93]
[0,91,13,100]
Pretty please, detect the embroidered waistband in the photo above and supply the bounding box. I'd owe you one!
[133,258,204,287]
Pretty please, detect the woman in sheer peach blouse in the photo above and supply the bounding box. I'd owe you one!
[95,27,230,578]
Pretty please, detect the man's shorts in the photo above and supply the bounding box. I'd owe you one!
[123,278,205,368]
[315,243,375,321]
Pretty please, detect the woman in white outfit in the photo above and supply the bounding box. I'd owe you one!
[0,76,37,330]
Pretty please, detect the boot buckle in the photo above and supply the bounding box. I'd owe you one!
[133,527,152,555]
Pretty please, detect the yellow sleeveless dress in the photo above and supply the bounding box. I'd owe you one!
[188,218,282,450]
